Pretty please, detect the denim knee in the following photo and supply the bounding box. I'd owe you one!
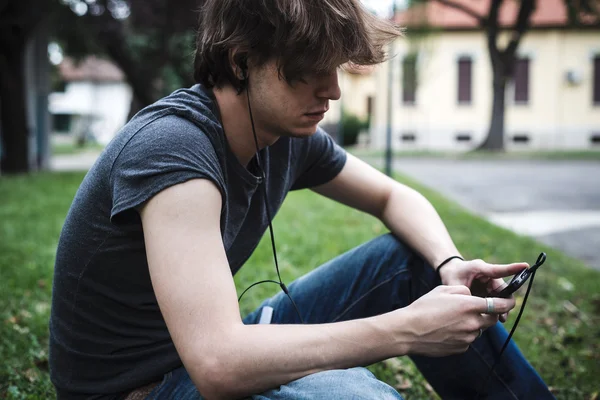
[368,233,423,268]
[253,367,403,399]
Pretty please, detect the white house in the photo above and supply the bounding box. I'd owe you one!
[49,56,133,145]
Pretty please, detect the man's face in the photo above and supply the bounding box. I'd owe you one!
[248,60,341,140]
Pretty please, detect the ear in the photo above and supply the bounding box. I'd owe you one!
[228,49,248,80]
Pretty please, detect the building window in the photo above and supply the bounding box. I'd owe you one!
[53,113,72,133]
[594,56,600,105]
[402,54,417,105]
[366,96,374,118]
[455,133,472,142]
[457,56,472,104]
[514,57,530,104]
[512,134,530,143]
[400,132,416,142]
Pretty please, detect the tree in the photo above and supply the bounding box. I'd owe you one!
[52,0,198,118]
[0,0,200,173]
[565,0,600,24]
[0,0,51,173]
[407,0,598,151]
[434,0,536,151]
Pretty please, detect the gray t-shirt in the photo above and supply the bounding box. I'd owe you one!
[49,84,347,399]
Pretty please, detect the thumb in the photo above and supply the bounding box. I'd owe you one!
[479,262,529,279]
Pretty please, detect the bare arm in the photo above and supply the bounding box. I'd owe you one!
[140,178,513,399]
[139,179,411,399]
[312,153,461,268]
[313,154,525,320]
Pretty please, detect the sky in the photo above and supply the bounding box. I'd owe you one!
[360,0,408,16]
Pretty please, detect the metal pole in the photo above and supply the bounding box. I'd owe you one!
[385,3,396,177]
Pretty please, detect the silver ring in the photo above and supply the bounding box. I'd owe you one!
[478,328,483,338]
[486,297,495,314]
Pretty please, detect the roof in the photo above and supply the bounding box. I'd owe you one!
[394,0,599,30]
[58,56,125,83]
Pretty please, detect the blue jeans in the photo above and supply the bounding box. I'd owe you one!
[145,234,555,399]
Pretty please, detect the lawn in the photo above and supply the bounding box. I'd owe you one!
[349,148,600,161]
[1,172,599,399]
[51,142,105,156]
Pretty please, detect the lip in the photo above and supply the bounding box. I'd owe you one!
[303,112,325,122]
[306,108,328,115]
[304,108,328,121]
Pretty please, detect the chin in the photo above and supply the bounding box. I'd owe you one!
[287,125,320,139]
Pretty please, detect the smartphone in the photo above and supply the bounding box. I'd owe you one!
[491,253,546,298]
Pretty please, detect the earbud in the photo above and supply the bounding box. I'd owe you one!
[233,53,249,93]
[234,53,248,80]
[239,59,248,80]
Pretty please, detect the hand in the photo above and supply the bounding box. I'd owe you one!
[438,258,528,322]
[399,285,516,357]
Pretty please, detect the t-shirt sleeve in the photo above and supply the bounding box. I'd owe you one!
[290,127,347,191]
[109,115,226,224]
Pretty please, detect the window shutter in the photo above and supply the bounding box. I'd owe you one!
[593,56,600,105]
[514,58,530,103]
[402,56,417,104]
[458,57,472,104]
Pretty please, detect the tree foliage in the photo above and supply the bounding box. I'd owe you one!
[51,0,199,113]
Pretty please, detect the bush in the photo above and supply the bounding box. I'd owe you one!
[340,114,369,147]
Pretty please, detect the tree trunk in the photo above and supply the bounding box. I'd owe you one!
[127,95,145,122]
[0,47,29,173]
[479,71,507,151]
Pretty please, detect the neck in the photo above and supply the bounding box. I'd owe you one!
[212,85,277,167]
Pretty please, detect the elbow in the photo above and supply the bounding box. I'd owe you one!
[192,352,243,400]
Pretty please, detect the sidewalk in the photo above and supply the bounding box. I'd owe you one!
[363,156,600,271]
[50,151,102,172]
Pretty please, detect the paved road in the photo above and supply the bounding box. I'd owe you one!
[369,158,600,270]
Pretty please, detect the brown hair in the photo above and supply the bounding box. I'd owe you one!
[194,0,403,91]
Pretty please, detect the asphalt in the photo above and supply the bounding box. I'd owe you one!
[368,157,600,271]
[51,153,600,270]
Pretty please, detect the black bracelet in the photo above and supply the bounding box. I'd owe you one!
[436,255,464,275]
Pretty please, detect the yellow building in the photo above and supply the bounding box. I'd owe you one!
[321,64,377,145]
[367,0,600,151]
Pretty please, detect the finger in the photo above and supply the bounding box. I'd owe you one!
[472,296,516,314]
[480,313,500,329]
[478,262,529,279]
[488,278,508,295]
[444,285,471,296]
[499,312,508,323]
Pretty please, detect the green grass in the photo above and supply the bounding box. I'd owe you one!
[51,142,105,156]
[348,148,600,161]
[1,172,599,399]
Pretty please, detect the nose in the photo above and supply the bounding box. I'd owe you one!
[315,70,341,101]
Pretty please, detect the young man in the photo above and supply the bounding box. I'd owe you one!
[49,0,554,399]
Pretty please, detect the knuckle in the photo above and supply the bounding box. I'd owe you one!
[461,334,473,345]
[499,299,515,312]
[458,285,471,295]
[484,316,498,328]
[464,320,480,332]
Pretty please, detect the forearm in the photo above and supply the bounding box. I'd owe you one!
[193,311,410,399]
[381,184,461,268]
